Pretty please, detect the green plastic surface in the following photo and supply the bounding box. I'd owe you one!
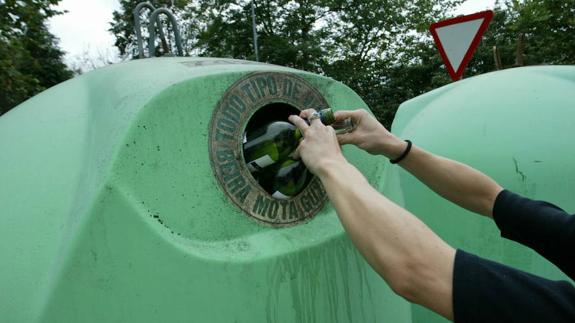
[0,58,404,322]
[385,66,575,322]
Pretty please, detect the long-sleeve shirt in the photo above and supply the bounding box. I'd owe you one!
[453,190,575,323]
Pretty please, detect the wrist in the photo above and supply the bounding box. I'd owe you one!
[380,134,407,160]
[317,158,368,196]
[315,156,351,181]
[389,140,412,164]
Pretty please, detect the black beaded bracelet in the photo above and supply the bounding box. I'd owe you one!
[390,140,412,164]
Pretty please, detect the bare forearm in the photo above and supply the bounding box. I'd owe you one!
[317,160,455,320]
[382,137,502,217]
[401,146,502,217]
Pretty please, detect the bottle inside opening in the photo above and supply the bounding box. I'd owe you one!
[243,102,313,199]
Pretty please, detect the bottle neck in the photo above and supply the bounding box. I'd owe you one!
[292,116,354,139]
[318,108,335,125]
[332,118,356,134]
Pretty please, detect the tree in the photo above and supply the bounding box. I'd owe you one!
[0,0,73,115]
[449,0,575,80]
[182,0,333,72]
[503,0,575,66]
[110,0,461,126]
[109,0,575,126]
[318,0,462,126]
[377,0,575,125]
[184,0,461,126]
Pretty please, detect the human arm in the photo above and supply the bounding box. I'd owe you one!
[319,109,575,321]
[335,109,503,218]
[335,109,575,274]
[289,113,456,320]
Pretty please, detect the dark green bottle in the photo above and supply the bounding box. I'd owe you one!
[243,109,335,172]
[258,158,311,199]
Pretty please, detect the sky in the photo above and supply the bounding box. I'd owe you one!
[48,0,497,72]
[48,0,122,71]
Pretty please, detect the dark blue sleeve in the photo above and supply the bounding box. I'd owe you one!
[493,189,575,279]
[453,250,575,323]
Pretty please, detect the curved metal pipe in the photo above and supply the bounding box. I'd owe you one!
[148,8,184,57]
[133,2,169,58]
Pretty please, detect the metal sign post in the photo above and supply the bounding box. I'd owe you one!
[251,1,260,62]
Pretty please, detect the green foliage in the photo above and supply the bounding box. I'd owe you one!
[0,0,73,115]
[3,0,574,121]
[186,0,334,72]
[506,0,575,65]
[179,0,462,127]
[112,1,575,126]
[455,1,575,82]
[317,0,462,127]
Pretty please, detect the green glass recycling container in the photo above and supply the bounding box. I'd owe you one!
[0,57,399,323]
[383,66,575,322]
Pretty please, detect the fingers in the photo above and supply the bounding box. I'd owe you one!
[337,132,353,145]
[309,115,322,126]
[288,115,310,133]
[334,109,363,121]
[299,109,316,119]
[299,109,321,125]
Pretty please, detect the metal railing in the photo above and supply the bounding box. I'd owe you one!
[133,2,184,58]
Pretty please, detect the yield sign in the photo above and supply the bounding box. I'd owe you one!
[430,10,493,81]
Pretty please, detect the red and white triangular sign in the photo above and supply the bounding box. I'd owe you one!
[430,10,493,81]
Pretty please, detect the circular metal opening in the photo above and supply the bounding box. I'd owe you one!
[209,71,328,226]
[243,102,313,198]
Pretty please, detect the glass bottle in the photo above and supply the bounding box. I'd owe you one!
[257,158,311,199]
[243,108,342,172]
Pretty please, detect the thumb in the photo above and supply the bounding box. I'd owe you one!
[290,145,302,160]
